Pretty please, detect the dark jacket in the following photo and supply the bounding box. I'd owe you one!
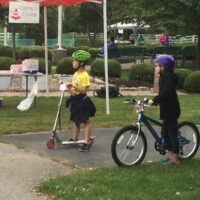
[67,94,96,128]
[153,70,181,120]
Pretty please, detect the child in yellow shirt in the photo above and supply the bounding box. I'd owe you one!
[65,50,96,152]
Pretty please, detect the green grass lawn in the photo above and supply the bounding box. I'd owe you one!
[1,94,200,200]
[0,94,199,134]
[38,159,200,200]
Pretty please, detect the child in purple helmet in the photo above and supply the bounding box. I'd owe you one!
[148,54,181,165]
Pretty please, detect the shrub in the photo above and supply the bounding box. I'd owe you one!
[17,47,30,60]
[57,57,74,75]
[88,48,99,58]
[129,64,154,83]
[29,47,52,60]
[76,46,89,51]
[64,46,78,56]
[175,68,192,89]
[184,71,200,93]
[38,58,52,74]
[0,56,17,70]
[30,47,45,57]
[90,59,121,78]
[74,37,103,47]
[75,38,88,47]
[0,45,12,57]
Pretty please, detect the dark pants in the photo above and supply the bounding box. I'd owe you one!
[161,119,179,154]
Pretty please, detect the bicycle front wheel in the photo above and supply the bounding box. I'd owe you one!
[178,121,200,159]
[111,125,147,167]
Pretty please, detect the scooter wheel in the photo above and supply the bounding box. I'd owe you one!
[47,139,55,149]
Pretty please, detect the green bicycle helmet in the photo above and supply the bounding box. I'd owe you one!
[72,50,91,62]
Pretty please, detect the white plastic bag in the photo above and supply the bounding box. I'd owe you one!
[17,81,38,111]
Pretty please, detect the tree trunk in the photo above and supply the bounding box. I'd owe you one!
[91,32,97,47]
[87,31,92,47]
[87,26,92,47]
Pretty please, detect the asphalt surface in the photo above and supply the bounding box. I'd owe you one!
[0,142,71,200]
[0,128,169,168]
[1,126,200,200]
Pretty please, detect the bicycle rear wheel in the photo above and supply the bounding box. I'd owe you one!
[111,125,147,167]
[178,121,200,159]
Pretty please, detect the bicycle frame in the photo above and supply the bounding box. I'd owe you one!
[111,99,200,166]
[132,99,189,152]
[136,111,164,147]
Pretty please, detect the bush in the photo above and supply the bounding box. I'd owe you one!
[129,64,154,83]
[88,48,99,58]
[0,45,12,57]
[75,38,89,47]
[175,68,192,89]
[184,71,200,93]
[90,59,121,78]
[17,47,30,60]
[57,57,74,75]
[74,37,103,48]
[29,47,52,60]
[0,56,17,70]
[38,58,52,74]
[64,46,78,56]
[76,46,89,51]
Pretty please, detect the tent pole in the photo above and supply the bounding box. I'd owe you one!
[103,0,110,115]
[44,6,49,95]
[57,5,63,49]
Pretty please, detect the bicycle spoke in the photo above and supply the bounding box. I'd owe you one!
[111,126,147,166]
[178,122,200,159]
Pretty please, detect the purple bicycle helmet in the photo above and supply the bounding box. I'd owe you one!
[154,54,175,69]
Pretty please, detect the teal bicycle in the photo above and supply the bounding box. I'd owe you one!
[111,98,200,167]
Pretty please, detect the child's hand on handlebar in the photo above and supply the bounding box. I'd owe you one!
[59,80,65,84]
[66,82,73,88]
[148,99,154,106]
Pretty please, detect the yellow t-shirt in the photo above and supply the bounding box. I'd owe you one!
[69,70,90,95]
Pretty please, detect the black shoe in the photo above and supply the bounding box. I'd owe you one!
[79,143,91,152]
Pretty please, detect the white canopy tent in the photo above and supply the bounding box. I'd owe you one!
[109,22,150,34]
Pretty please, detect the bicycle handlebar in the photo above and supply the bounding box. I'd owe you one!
[123,97,149,106]
[124,97,150,113]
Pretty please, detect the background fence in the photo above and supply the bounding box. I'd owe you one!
[143,34,198,45]
[0,32,198,47]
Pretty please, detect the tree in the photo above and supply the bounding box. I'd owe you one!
[0,6,18,59]
[111,0,200,68]
[79,2,102,47]
[63,6,81,33]
[23,6,58,45]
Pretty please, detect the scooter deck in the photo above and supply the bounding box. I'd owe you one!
[61,136,95,145]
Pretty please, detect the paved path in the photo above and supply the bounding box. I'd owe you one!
[0,142,72,200]
[3,127,200,168]
[1,126,200,200]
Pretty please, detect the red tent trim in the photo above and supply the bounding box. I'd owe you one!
[0,0,102,6]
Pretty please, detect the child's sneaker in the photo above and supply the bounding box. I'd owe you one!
[68,138,77,142]
[160,154,181,165]
[160,157,171,164]
[79,143,91,152]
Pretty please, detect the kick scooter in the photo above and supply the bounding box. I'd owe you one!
[46,83,95,149]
